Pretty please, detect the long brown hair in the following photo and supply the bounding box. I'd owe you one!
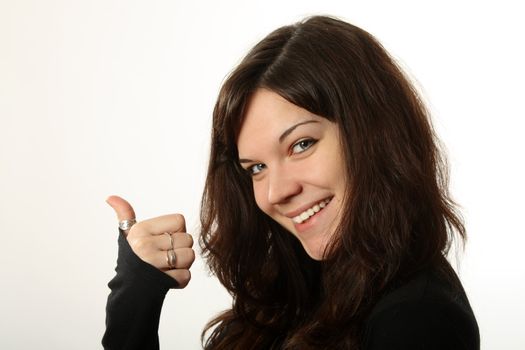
[199,15,465,349]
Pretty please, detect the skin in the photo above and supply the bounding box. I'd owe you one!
[237,89,347,260]
[106,195,195,287]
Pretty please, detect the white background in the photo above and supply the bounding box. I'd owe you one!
[1,0,524,349]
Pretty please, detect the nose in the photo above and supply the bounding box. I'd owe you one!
[267,164,302,205]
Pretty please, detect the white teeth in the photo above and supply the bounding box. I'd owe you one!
[292,198,331,224]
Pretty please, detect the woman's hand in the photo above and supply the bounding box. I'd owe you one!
[106,195,195,288]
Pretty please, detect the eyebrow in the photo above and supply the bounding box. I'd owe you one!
[278,119,319,143]
[239,119,319,164]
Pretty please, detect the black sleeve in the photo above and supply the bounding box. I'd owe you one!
[362,300,480,350]
[102,231,179,350]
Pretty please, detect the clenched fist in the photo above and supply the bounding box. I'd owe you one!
[106,195,195,288]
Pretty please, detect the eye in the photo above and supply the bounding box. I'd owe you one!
[247,163,266,176]
[291,138,317,154]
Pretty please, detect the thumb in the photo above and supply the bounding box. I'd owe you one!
[105,195,136,222]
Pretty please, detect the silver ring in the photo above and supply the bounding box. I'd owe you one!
[165,232,175,250]
[119,218,137,233]
[167,249,177,268]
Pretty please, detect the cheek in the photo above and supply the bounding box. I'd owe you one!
[281,153,339,191]
[301,152,340,186]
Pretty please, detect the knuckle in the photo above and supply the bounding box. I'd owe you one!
[187,249,196,265]
[177,248,195,267]
[172,231,185,239]
[129,236,150,251]
[173,213,186,227]
[178,270,191,287]
[128,222,145,237]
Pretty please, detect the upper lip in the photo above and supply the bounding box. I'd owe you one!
[283,196,333,218]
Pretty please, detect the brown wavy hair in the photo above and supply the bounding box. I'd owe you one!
[199,15,465,349]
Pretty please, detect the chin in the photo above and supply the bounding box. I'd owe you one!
[280,222,332,260]
[298,239,326,261]
[305,250,324,261]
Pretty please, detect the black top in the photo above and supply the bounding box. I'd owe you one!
[363,268,479,349]
[103,232,480,349]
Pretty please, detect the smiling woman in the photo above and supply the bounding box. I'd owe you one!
[237,90,347,260]
[103,15,480,349]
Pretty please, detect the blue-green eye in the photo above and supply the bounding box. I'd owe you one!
[248,163,266,175]
[291,139,316,154]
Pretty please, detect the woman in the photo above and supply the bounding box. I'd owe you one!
[103,16,480,349]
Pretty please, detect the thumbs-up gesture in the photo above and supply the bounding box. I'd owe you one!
[106,195,195,288]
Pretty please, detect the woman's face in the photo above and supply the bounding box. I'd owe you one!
[237,89,347,260]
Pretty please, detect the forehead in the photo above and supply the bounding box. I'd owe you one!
[237,89,319,149]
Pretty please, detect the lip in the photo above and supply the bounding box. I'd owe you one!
[291,197,333,233]
[284,196,333,218]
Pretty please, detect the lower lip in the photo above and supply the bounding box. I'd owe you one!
[292,199,332,233]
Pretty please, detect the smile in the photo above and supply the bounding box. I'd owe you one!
[292,198,332,224]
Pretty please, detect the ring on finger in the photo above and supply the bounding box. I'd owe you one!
[165,232,175,250]
[167,249,177,268]
[119,218,137,236]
